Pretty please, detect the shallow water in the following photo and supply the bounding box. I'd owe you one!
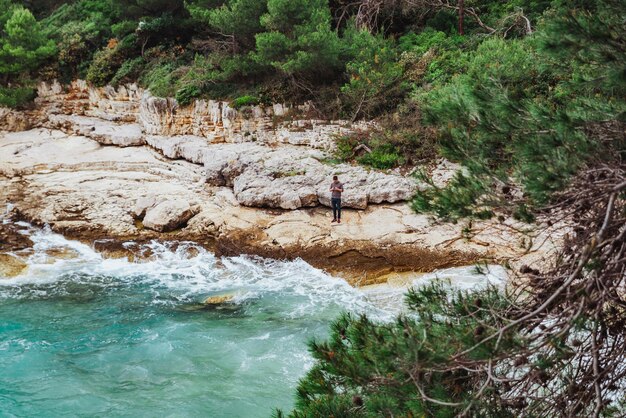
[0,224,506,417]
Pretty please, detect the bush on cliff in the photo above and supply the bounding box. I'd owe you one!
[0,86,35,108]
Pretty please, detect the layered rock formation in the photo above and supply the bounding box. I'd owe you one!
[11,81,412,210]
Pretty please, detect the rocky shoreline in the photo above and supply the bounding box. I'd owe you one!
[0,81,562,285]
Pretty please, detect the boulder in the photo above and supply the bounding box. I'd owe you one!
[0,254,28,278]
[0,107,32,131]
[142,200,197,232]
[131,195,165,219]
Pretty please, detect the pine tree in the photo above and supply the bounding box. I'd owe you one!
[0,6,56,78]
[254,0,343,79]
[275,281,518,417]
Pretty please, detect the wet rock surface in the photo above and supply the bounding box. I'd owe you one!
[0,222,34,252]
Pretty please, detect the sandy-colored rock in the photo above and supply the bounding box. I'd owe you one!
[0,128,564,283]
[203,294,235,305]
[0,107,31,131]
[132,195,165,219]
[48,115,144,146]
[32,80,369,150]
[0,79,566,284]
[143,200,197,232]
[0,254,28,278]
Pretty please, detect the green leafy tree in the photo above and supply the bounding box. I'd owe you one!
[187,0,266,51]
[254,0,342,79]
[0,6,56,78]
[341,25,407,119]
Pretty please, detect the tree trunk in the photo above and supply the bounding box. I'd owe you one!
[458,0,465,35]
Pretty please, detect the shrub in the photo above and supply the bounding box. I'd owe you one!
[412,0,625,220]
[175,84,201,106]
[186,0,267,50]
[141,62,176,97]
[254,0,343,79]
[110,56,144,86]
[85,46,119,86]
[0,6,56,76]
[231,95,259,109]
[340,25,408,119]
[42,1,116,78]
[357,145,402,170]
[111,20,137,38]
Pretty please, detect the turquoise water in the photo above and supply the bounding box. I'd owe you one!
[0,225,505,417]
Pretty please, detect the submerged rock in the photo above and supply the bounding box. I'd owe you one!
[203,294,235,305]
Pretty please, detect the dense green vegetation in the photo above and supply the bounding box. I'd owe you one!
[2,1,624,415]
[275,281,519,417]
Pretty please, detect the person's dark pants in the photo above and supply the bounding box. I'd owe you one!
[331,198,342,220]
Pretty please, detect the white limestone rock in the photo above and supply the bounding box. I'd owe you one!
[47,114,144,146]
[142,200,197,232]
[132,195,165,219]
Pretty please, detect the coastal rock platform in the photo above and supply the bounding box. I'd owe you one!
[0,128,559,285]
[0,81,562,285]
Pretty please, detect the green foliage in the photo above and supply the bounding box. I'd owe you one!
[0,86,35,108]
[0,6,56,76]
[340,25,407,119]
[413,33,592,219]
[412,170,494,220]
[334,101,437,170]
[85,46,119,86]
[175,84,200,106]
[231,95,259,109]
[111,20,136,38]
[357,145,402,170]
[116,0,185,19]
[110,56,144,86]
[42,1,119,78]
[254,0,343,78]
[141,61,176,97]
[278,281,518,417]
[187,0,267,50]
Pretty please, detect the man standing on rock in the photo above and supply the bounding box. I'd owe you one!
[330,175,344,224]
